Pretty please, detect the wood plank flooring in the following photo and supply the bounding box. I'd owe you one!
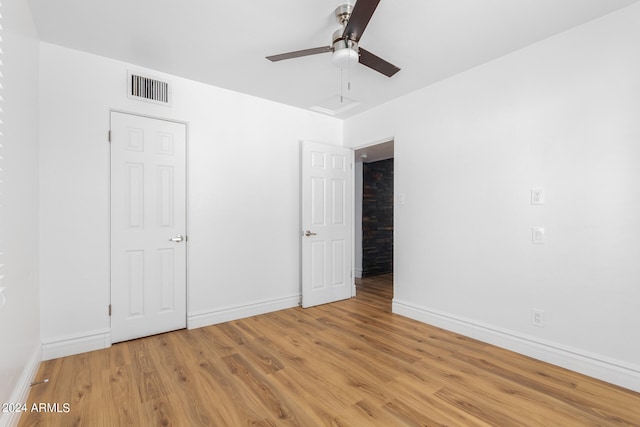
[19,274,640,426]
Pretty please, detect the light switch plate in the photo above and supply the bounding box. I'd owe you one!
[532,227,545,244]
[397,193,405,205]
[531,188,545,205]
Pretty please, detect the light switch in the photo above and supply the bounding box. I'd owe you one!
[532,227,545,244]
[531,188,545,205]
[0,287,6,308]
[397,192,405,205]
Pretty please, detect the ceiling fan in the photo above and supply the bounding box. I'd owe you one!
[266,0,400,77]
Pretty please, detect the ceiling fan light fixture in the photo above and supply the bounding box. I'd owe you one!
[332,46,359,69]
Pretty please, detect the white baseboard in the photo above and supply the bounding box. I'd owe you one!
[393,299,640,393]
[188,294,300,329]
[0,345,41,427]
[41,329,111,361]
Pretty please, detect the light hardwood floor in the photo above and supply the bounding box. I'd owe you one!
[20,274,640,426]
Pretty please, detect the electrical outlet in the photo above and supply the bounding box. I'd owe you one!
[532,308,545,327]
[531,188,545,205]
[0,287,6,308]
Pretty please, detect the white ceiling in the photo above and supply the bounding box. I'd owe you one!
[27,0,639,118]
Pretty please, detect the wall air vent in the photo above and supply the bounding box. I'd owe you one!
[127,71,172,106]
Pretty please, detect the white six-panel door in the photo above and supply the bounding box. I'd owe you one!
[110,112,187,343]
[301,141,354,308]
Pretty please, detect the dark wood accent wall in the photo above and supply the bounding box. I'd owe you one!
[362,159,394,277]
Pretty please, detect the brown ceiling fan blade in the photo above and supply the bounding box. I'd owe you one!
[359,48,400,77]
[266,46,332,62]
[343,0,381,42]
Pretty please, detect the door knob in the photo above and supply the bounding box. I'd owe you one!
[169,235,186,242]
[303,230,317,237]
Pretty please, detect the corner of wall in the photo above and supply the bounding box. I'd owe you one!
[0,345,41,427]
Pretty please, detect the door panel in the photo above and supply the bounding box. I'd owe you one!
[301,141,353,308]
[111,112,187,343]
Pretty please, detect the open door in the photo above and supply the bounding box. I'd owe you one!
[301,141,354,308]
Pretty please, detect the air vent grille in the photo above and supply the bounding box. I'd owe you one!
[127,71,172,106]
[310,94,359,116]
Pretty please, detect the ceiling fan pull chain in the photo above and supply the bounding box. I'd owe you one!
[340,68,344,104]
[348,51,352,91]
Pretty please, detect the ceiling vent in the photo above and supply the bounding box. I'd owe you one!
[310,94,359,116]
[127,71,172,106]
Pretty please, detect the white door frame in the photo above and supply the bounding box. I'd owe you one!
[109,109,189,341]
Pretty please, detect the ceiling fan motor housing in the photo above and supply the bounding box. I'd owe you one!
[332,28,359,69]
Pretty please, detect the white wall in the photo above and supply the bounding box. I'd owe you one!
[345,4,640,392]
[38,43,343,358]
[0,0,41,424]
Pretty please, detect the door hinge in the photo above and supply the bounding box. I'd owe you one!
[108,304,112,316]
[108,130,111,142]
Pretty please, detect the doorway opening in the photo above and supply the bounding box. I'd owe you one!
[354,140,394,299]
